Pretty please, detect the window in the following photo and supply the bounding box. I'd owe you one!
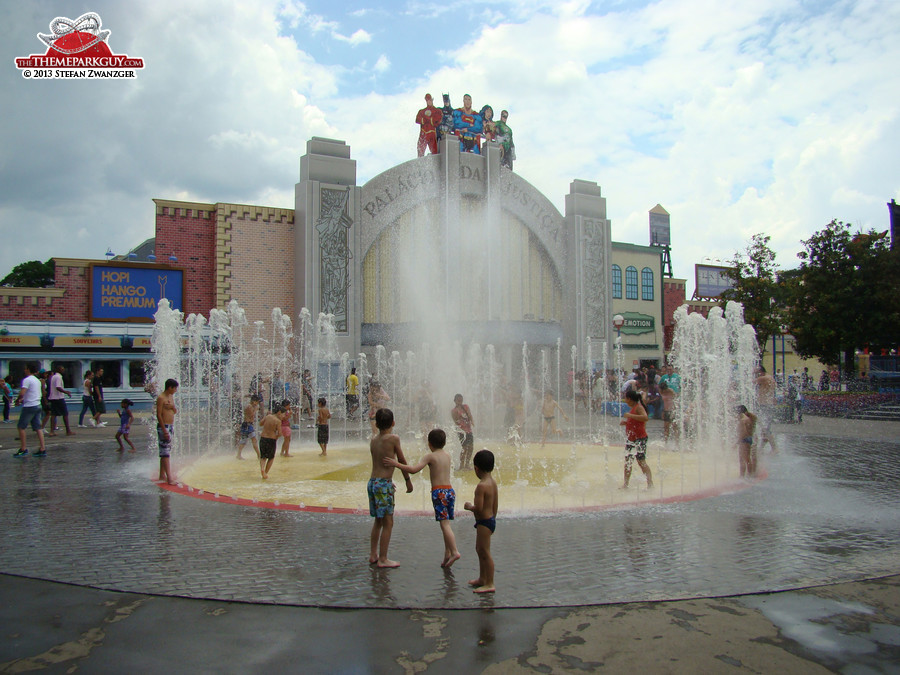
[641,267,654,301]
[129,360,149,388]
[625,266,638,300]
[90,360,121,389]
[611,265,622,299]
[6,360,42,389]
[50,360,82,388]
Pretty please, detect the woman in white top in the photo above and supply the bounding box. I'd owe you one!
[78,371,97,427]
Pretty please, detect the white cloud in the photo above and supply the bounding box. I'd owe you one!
[373,54,390,73]
[2,0,898,293]
[334,28,372,45]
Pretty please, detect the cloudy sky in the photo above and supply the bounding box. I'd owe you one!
[2,0,897,290]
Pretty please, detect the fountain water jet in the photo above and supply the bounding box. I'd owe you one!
[150,299,762,513]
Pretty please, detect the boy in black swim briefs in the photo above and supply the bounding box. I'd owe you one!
[464,449,498,594]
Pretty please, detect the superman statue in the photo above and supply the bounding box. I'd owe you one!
[451,93,483,154]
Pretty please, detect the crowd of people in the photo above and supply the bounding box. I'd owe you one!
[6,363,136,458]
[9,356,840,596]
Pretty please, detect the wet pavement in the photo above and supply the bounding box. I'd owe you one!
[1,415,899,672]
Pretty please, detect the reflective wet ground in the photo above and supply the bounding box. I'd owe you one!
[1,417,898,610]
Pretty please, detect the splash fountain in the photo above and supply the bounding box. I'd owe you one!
[148,296,762,514]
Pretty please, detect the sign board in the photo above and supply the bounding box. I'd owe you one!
[695,264,735,298]
[89,263,184,322]
[0,335,41,347]
[133,337,153,348]
[649,211,670,246]
[620,312,655,336]
[54,336,121,348]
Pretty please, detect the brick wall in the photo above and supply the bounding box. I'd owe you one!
[154,201,216,317]
[0,260,86,321]
[662,278,686,353]
[222,204,295,325]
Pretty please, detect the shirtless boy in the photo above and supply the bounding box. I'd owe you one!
[540,390,569,447]
[659,381,676,441]
[236,395,261,460]
[736,405,758,478]
[155,378,179,484]
[755,366,778,454]
[316,397,331,456]
[384,428,461,567]
[464,449,498,594]
[368,408,413,568]
[258,405,284,479]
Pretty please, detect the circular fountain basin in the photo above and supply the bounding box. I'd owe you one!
[176,439,753,513]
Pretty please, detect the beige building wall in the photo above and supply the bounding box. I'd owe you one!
[362,198,561,325]
[610,243,663,369]
[218,203,295,325]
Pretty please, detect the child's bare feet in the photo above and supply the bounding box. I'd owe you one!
[261,471,268,479]
[377,559,400,568]
[473,584,495,594]
[443,552,461,568]
[319,452,326,457]
[468,578,484,587]
[116,445,124,452]
[368,556,378,565]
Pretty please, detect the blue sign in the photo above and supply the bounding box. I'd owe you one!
[90,264,183,321]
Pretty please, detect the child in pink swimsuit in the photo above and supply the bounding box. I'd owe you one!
[280,399,293,457]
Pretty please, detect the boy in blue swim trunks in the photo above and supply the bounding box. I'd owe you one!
[236,395,261,460]
[155,378,179,485]
[384,428,461,568]
[368,408,413,568]
[464,449,498,594]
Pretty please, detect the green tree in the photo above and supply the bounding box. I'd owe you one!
[0,259,55,287]
[720,233,786,349]
[784,220,900,374]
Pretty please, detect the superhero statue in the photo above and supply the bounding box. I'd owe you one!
[451,93,483,154]
[415,93,441,156]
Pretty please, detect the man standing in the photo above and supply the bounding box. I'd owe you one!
[346,367,359,419]
[92,367,107,427]
[14,363,46,457]
[48,364,74,436]
[659,365,682,394]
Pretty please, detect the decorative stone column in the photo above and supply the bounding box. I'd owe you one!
[295,137,361,357]
[564,180,613,367]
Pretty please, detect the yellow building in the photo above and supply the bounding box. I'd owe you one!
[610,242,663,369]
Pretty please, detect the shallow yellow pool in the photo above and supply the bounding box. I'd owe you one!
[176,439,750,513]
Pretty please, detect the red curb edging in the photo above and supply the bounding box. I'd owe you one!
[153,467,768,516]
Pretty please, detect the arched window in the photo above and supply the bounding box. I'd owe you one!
[625,266,638,299]
[641,267,654,301]
[611,265,622,299]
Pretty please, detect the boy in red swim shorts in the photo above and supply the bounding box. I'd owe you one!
[385,428,461,568]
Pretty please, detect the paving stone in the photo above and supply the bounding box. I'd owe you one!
[0,420,898,609]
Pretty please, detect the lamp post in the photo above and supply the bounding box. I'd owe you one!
[612,314,625,338]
